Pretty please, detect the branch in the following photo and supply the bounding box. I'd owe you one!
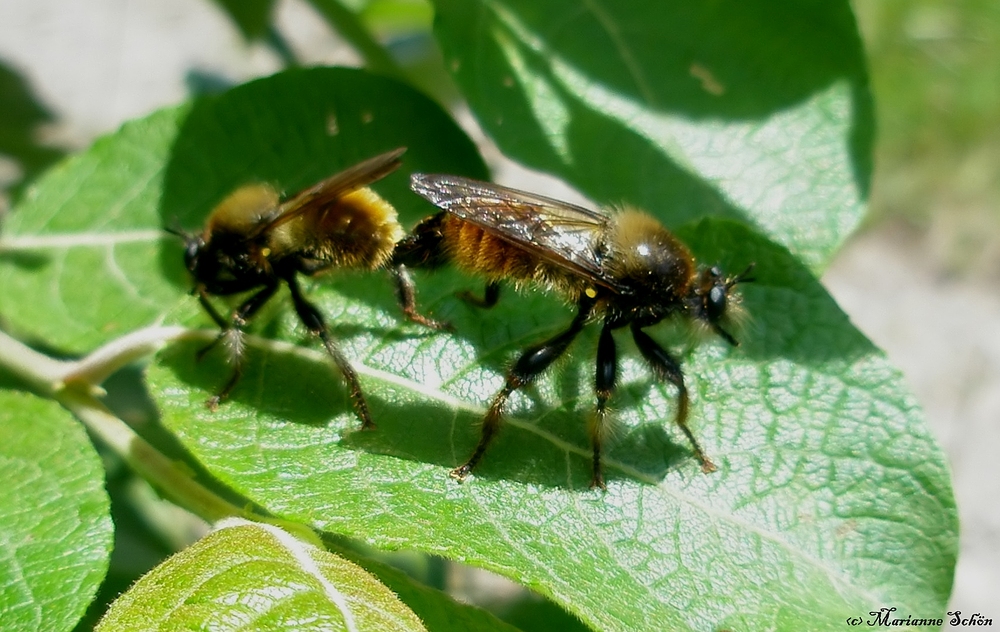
[306,0,406,81]
[0,326,322,546]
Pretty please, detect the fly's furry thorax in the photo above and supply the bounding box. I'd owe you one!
[605,208,695,298]
[272,187,403,270]
[204,183,281,239]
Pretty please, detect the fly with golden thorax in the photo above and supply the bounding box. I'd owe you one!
[171,148,448,428]
[395,173,754,488]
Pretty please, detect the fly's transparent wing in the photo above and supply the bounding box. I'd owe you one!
[256,147,406,237]
[411,173,616,289]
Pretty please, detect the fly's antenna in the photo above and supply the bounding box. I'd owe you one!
[163,218,192,240]
[729,263,756,288]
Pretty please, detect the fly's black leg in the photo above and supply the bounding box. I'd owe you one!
[197,288,230,329]
[457,280,500,308]
[195,290,233,363]
[631,323,716,474]
[391,213,454,330]
[197,283,277,359]
[285,274,374,430]
[392,212,499,309]
[206,351,244,412]
[590,323,618,490]
[451,297,596,482]
[391,264,453,331]
[202,282,280,410]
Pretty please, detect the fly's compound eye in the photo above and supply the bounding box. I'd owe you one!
[698,266,728,323]
[706,283,727,322]
[183,239,202,273]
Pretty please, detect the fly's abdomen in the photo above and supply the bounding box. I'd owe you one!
[443,216,590,298]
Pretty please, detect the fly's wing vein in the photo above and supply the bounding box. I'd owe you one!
[411,173,616,290]
[256,147,406,237]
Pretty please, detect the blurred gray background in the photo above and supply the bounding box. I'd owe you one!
[1,0,996,625]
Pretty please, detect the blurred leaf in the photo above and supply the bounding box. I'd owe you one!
[363,0,434,33]
[329,543,523,632]
[209,0,276,41]
[96,521,427,631]
[487,590,589,632]
[854,0,1000,260]
[0,67,486,353]
[427,0,874,272]
[0,391,113,632]
[148,219,956,631]
[0,59,65,198]
[307,0,406,78]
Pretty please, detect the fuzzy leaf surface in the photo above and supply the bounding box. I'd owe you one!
[150,219,956,630]
[96,521,426,631]
[428,0,874,272]
[0,391,113,632]
[0,67,486,353]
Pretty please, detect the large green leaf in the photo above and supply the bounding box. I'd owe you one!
[96,520,427,631]
[148,218,956,630]
[0,64,952,631]
[0,391,113,632]
[0,67,487,353]
[428,0,874,272]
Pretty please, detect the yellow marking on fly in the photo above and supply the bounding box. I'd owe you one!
[585,287,597,299]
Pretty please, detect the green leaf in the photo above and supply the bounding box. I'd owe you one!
[427,0,874,272]
[0,391,113,632]
[0,62,951,631]
[148,219,956,631]
[329,544,523,632]
[96,520,427,631]
[0,66,487,353]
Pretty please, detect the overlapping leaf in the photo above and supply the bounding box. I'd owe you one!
[428,0,874,272]
[0,391,113,632]
[0,62,954,631]
[0,67,486,352]
[96,520,427,631]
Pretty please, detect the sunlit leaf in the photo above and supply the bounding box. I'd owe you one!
[0,59,953,632]
[0,67,486,353]
[149,219,955,630]
[0,391,113,632]
[96,520,426,631]
[428,0,874,272]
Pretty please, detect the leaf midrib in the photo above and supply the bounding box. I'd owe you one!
[213,330,896,616]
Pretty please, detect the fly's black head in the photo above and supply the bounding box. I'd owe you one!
[164,225,204,275]
[692,264,755,346]
[167,224,263,295]
[182,235,204,274]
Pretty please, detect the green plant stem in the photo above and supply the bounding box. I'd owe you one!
[305,0,405,80]
[0,327,321,546]
[62,389,240,522]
